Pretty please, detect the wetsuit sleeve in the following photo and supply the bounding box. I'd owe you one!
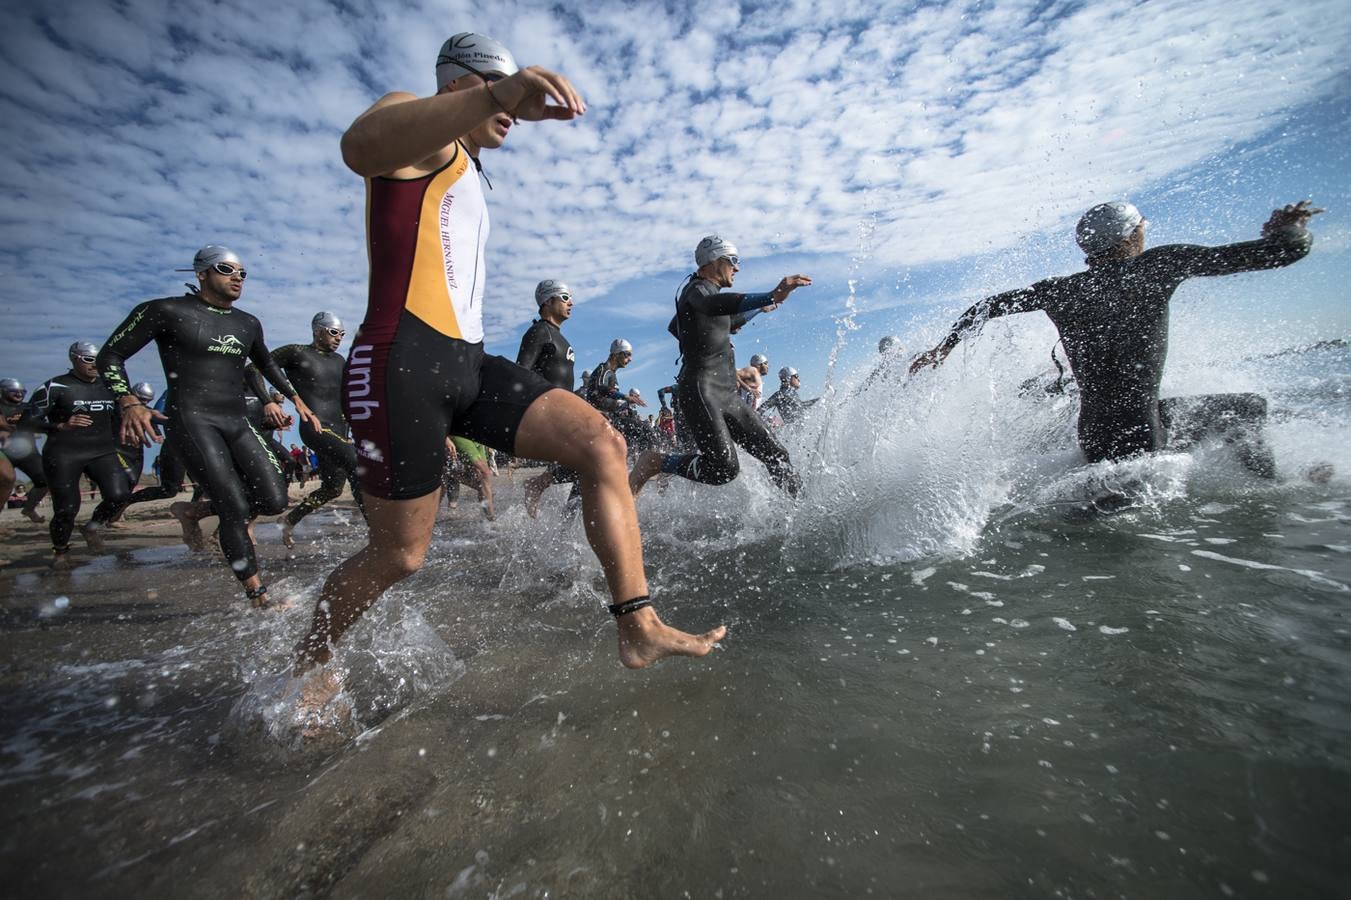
[19,383,55,433]
[657,385,676,409]
[243,363,270,403]
[1149,226,1313,279]
[97,301,162,398]
[515,324,552,371]
[248,330,298,399]
[270,344,301,372]
[936,280,1056,353]
[760,390,781,413]
[687,289,773,317]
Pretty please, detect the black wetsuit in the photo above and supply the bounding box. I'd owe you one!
[26,373,129,552]
[98,293,297,582]
[661,276,799,494]
[516,318,580,491]
[242,365,293,478]
[2,398,49,514]
[760,385,816,425]
[937,226,1312,472]
[271,344,365,527]
[516,319,575,391]
[584,363,655,457]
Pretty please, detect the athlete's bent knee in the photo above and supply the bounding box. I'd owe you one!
[703,453,740,485]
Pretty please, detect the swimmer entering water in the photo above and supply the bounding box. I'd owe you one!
[912,200,1322,479]
[293,32,725,687]
[630,236,810,496]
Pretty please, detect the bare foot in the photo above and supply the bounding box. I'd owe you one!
[524,475,548,519]
[80,522,106,553]
[280,518,296,548]
[50,550,72,571]
[169,502,206,551]
[616,606,726,669]
[21,508,45,524]
[628,450,665,497]
[295,667,352,740]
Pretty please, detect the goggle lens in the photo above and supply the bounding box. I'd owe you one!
[212,262,247,279]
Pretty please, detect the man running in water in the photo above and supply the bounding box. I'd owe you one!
[99,246,317,607]
[274,312,366,547]
[761,367,817,426]
[292,33,724,684]
[1,378,49,522]
[630,236,811,496]
[517,279,582,517]
[911,200,1321,476]
[584,339,651,458]
[28,342,131,567]
[736,354,769,407]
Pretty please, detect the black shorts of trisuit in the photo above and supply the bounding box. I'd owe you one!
[346,312,554,500]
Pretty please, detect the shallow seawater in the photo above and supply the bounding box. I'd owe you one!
[2,484,1348,898]
[2,345,1349,898]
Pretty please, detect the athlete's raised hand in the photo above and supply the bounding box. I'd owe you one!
[119,404,168,447]
[292,397,321,433]
[909,345,952,375]
[494,66,586,121]
[1263,199,1324,235]
[771,275,812,304]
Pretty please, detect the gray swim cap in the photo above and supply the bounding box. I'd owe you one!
[312,311,344,332]
[750,353,768,367]
[610,338,633,356]
[69,341,99,363]
[186,245,242,273]
[535,279,571,307]
[0,378,23,394]
[436,33,518,89]
[779,366,797,382]
[131,382,155,403]
[879,335,901,354]
[1075,202,1145,256]
[695,235,739,268]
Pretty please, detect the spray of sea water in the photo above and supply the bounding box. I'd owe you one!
[3,298,1348,895]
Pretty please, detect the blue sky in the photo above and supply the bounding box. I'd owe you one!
[1,0,1348,442]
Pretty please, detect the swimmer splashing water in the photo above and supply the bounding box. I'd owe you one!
[911,199,1323,497]
[290,32,725,709]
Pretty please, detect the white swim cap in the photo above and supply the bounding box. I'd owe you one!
[535,279,571,306]
[436,33,518,89]
[1075,202,1145,256]
[131,382,155,402]
[610,339,633,356]
[312,311,344,332]
[779,366,797,382]
[750,353,768,367]
[185,245,242,273]
[69,341,99,362]
[695,235,739,268]
[0,378,23,394]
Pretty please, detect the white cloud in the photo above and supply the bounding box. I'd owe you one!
[0,0,1347,392]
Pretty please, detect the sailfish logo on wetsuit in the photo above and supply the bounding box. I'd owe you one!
[208,335,246,356]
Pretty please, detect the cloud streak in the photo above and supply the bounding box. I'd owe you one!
[0,0,1347,396]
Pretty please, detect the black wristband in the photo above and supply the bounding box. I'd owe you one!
[608,596,652,618]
